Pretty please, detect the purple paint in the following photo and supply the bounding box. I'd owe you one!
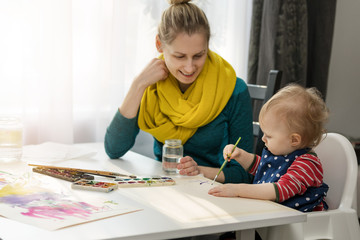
[0,192,58,205]
[21,201,97,219]
[1,191,100,220]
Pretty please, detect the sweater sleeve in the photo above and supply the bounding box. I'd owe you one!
[221,78,254,183]
[222,160,254,183]
[248,154,261,175]
[227,78,254,153]
[104,110,140,159]
[274,154,324,202]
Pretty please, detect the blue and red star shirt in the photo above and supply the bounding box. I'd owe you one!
[249,148,328,212]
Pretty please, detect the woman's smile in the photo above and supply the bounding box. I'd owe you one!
[160,32,208,92]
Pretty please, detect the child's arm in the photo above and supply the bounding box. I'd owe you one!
[208,183,276,201]
[274,153,323,202]
[223,144,256,171]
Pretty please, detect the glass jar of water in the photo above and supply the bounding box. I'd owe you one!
[162,139,183,174]
[0,116,23,162]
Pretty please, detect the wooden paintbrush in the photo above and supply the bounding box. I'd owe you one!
[28,164,137,178]
[211,136,241,185]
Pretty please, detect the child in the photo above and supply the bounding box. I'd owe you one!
[208,84,329,212]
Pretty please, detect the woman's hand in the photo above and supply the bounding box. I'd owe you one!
[135,58,169,89]
[119,58,169,118]
[177,156,200,176]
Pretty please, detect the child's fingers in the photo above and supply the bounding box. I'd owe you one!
[223,144,234,160]
[208,187,219,195]
[208,186,227,197]
[223,153,232,162]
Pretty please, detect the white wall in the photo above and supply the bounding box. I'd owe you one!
[326,0,360,140]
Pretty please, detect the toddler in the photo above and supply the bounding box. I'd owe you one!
[208,84,329,212]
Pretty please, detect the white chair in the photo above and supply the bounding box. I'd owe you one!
[247,70,282,155]
[259,132,360,240]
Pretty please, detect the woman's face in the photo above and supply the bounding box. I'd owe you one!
[157,32,208,92]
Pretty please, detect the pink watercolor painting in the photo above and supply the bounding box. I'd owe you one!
[0,171,141,230]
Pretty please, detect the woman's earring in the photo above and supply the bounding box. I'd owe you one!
[156,40,163,52]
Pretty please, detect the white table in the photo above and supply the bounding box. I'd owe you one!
[0,143,306,240]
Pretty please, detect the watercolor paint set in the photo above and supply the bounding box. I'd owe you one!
[115,176,175,188]
[31,164,176,191]
[32,167,95,182]
[72,179,118,192]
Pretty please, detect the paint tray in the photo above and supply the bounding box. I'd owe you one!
[71,179,118,192]
[33,167,94,182]
[115,176,176,188]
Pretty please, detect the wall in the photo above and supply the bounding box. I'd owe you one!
[326,0,360,140]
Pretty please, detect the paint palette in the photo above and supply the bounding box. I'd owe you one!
[72,179,118,192]
[115,177,176,188]
[33,167,94,182]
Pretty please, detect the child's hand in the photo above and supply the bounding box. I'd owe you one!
[208,184,239,197]
[223,145,242,162]
[209,183,276,201]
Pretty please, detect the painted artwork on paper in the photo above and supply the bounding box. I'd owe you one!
[0,171,141,230]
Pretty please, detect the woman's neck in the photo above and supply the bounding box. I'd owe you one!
[178,81,192,93]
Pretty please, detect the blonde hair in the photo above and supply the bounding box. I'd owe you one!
[158,0,210,45]
[259,84,329,148]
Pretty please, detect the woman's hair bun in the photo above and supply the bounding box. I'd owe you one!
[168,0,191,5]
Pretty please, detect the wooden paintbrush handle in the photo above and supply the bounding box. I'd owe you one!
[28,164,132,177]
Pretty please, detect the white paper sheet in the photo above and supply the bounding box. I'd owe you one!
[0,170,142,230]
[22,142,97,162]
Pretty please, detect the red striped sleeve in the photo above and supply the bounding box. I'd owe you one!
[248,154,261,175]
[274,154,324,202]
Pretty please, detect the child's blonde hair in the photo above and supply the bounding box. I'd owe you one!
[259,84,329,148]
[158,0,210,45]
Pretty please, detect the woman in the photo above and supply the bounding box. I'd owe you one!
[105,0,253,184]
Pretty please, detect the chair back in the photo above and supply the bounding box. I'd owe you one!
[247,70,282,155]
[313,133,358,210]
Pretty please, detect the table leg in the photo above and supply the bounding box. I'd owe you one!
[235,229,255,240]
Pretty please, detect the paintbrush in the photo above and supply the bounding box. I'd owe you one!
[211,136,241,185]
[28,164,137,178]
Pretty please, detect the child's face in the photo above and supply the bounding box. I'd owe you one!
[260,110,296,156]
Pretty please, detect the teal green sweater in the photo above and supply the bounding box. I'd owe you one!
[105,77,253,184]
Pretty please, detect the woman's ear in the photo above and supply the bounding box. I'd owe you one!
[156,35,163,53]
[290,133,302,147]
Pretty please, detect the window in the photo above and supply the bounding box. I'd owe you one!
[0,0,252,144]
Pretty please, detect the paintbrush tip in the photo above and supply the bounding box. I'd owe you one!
[211,175,218,185]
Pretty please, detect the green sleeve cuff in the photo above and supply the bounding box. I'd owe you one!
[273,183,280,202]
[104,110,139,159]
[247,154,257,172]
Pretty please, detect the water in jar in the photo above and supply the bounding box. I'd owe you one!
[0,117,23,162]
[162,139,183,174]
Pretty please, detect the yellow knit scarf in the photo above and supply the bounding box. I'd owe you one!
[138,50,236,144]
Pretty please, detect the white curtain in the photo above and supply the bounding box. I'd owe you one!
[0,0,252,145]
